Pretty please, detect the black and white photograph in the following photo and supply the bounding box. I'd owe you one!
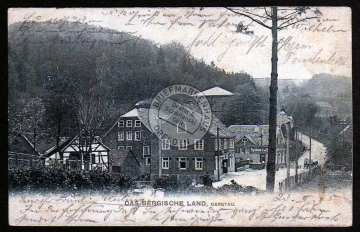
[8,7,352,226]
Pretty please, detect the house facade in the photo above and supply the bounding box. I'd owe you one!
[102,108,154,178]
[103,105,236,183]
[228,125,286,170]
[150,115,235,183]
[44,129,110,171]
[195,87,234,119]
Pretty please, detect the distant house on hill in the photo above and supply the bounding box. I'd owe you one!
[316,101,336,118]
[228,124,286,170]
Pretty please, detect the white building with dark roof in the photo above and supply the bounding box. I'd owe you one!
[228,124,286,170]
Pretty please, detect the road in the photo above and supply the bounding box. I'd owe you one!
[297,132,328,167]
[213,132,328,192]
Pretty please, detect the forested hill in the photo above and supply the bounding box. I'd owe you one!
[9,21,268,140]
[9,21,256,108]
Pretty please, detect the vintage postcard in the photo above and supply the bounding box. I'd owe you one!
[8,7,352,226]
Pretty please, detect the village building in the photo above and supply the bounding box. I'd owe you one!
[43,129,110,171]
[194,86,234,119]
[228,124,286,170]
[315,101,336,118]
[110,149,141,179]
[8,132,42,168]
[102,101,236,183]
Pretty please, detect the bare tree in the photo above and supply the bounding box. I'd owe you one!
[225,6,322,192]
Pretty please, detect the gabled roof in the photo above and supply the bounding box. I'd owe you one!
[229,125,284,146]
[196,87,234,96]
[121,108,139,117]
[316,101,334,108]
[103,106,234,139]
[208,115,235,138]
[8,132,39,155]
[44,129,110,158]
[109,149,140,166]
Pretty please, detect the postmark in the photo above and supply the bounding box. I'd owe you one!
[149,85,212,146]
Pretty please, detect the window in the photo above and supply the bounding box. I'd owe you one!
[179,139,188,150]
[135,120,141,127]
[135,131,141,141]
[162,139,170,150]
[162,157,169,169]
[118,120,124,127]
[230,139,234,148]
[145,157,151,165]
[242,137,248,144]
[195,157,204,170]
[224,139,228,149]
[117,146,125,150]
[214,139,222,150]
[222,102,226,111]
[143,146,150,155]
[177,121,187,133]
[126,120,133,127]
[126,146,132,150]
[126,131,132,140]
[194,139,204,150]
[178,157,188,169]
[118,131,124,141]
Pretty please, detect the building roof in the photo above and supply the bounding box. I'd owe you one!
[44,129,110,158]
[121,108,139,117]
[196,87,234,96]
[316,101,334,108]
[229,125,283,146]
[103,106,234,139]
[8,132,39,155]
[109,149,140,166]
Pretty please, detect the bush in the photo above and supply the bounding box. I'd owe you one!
[8,167,134,194]
[153,175,179,191]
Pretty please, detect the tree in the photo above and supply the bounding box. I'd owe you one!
[222,83,266,125]
[226,7,322,192]
[44,73,80,147]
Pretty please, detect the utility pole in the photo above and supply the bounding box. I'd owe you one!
[286,122,290,187]
[266,6,278,193]
[217,127,220,181]
[309,130,312,177]
[295,126,298,183]
[159,137,162,177]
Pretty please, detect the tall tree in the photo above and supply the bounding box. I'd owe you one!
[225,7,322,192]
[222,83,265,126]
[44,73,80,147]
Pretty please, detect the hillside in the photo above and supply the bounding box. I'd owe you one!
[8,21,267,139]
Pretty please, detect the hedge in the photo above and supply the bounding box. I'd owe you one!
[8,167,134,194]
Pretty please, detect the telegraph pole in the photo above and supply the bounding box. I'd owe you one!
[295,126,298,183]
[286,122,290,187]
[266,6,279,193]
[217,127,220,181]
[309,130,312,176]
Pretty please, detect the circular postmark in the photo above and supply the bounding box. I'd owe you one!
[149,85,212,147]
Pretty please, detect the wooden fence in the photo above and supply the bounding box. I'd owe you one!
[278,165,322,193]
[8,152,43,169]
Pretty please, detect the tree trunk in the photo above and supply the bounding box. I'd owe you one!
[266,6,278,193]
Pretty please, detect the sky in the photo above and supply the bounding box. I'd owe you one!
[8,7,351,80]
